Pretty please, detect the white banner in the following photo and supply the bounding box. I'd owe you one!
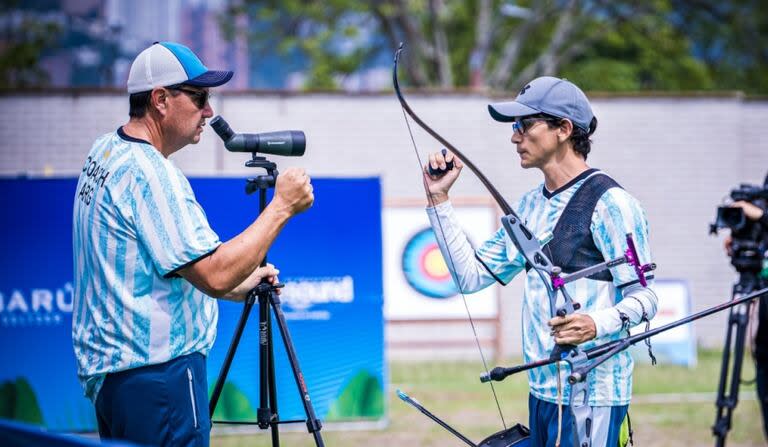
[630,279,697,367]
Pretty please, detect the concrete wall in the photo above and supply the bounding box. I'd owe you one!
[1,90,766,358]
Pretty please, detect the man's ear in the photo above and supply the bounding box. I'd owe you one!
[558,119,574,144]
[150,88,169,116]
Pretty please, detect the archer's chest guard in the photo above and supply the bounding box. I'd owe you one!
[547,172,622,282]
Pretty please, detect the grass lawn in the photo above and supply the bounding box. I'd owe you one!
[212,349,764,446]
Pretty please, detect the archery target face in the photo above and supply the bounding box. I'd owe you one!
[384,205,499,319]
[401,228,458,298]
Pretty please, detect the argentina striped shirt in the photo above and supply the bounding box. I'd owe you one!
[427,169,656,406]
[72,128,221,402]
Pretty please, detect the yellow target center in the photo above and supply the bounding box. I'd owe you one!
[423,248,449,278]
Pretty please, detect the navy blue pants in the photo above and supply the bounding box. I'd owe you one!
[528,394,627,447]
[95,353,211,447]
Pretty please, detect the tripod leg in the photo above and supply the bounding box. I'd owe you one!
[269,290,325,447]
[726,303,749,445]
[254,289,281,447]
[267,297,281,446]
[713,305,736,446]
[210,292,257,417]
[713,287,752,447]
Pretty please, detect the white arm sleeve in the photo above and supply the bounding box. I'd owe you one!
[425,201,497,294]
[590,283,659,338]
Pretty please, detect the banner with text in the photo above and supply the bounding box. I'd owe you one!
[0,177,384,431]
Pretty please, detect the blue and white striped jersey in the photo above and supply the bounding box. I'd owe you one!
[72,128,221,401]
[428,169,655,406]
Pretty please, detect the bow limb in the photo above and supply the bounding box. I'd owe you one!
[393,44,560,303]
[393,43,514,217]
[393,42,509,430]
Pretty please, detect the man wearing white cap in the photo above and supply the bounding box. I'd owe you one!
[423,77,658,446]
[72,42,314,446]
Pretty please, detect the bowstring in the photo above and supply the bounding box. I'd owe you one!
[398,105,508,430]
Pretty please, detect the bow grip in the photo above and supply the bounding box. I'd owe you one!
[427,148,455,176]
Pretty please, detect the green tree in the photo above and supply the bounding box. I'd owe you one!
[668,0,768,93]
[0,3,62,88]
[221,0,382,90]
[223,0,768,93]
[561,10,714,92]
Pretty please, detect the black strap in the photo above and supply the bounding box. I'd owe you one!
[545,172,622,281]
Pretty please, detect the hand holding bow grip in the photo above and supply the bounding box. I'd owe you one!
[427,148,455,176]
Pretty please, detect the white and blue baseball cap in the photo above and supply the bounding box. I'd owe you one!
[127,41,233,94]
[488,76,595,132]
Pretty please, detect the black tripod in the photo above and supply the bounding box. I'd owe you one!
[208,154,324,447]
[712,268,762,447]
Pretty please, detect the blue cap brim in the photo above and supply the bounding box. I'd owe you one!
[186,70,233,88]
[488,101,540,122]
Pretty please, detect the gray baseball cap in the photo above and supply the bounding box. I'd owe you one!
[488,76,595,131]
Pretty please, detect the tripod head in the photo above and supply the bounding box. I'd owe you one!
[245,156,278,194]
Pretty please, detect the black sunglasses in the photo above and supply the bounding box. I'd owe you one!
[512,114,562,135]
[167,85,211,109]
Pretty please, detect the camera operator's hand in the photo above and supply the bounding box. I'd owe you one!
[732,201,765,221]
[423,150,464,206]
[723,201,765,256]
[273,167,314,216]
[724,235,734,257]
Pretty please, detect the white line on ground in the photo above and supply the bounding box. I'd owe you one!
[632,392,757,404]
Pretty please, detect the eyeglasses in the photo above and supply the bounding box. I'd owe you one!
[167,85,211,109]
[512,115,561,136]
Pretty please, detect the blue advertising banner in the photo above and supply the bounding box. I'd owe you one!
[0,177,384,432]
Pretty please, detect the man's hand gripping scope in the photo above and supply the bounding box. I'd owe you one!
[272,168,314,217]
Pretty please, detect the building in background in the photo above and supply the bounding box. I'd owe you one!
[7,0,249,90]
[1,0,394,91]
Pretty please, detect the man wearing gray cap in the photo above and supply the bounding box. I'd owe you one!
[72,42,314,446]
[423,77,658,446]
